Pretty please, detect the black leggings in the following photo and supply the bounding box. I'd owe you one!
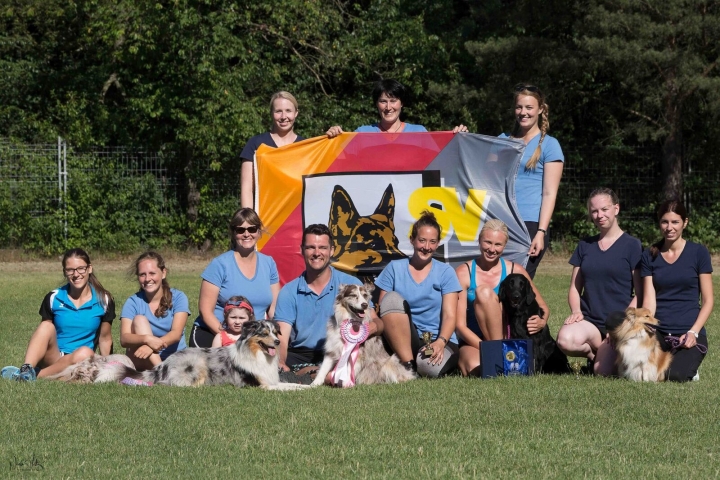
[189,324,215,348]
[524,221,548,280]
[658,333,707,382]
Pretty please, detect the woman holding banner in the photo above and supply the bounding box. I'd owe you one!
[326,79,467,136]
[190,208,280,348]
[240,91,305,209]
[499,84,564,279]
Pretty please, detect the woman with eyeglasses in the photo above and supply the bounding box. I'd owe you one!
[120,251,190,370]
[2,248,115,382]
[189,208,280,348]
[499,84,564,279]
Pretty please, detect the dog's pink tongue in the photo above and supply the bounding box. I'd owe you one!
[267,347,276,357]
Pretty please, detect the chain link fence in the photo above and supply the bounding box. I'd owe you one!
[1,138,718,253]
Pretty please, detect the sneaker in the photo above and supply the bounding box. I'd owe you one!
[1,366,20,380]
[16,364,37,382]
[692,371,700,382]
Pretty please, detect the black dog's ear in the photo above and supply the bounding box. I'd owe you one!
[498,277,507,301]
[525,281,536,305]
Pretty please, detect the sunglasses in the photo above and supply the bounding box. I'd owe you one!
[514,84,541,94]
[64,265,89,276]
[233,226,259,235]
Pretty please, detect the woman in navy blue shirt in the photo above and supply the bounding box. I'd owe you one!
[556,188,642,375]
[240,91,305,209]
[641,199,713,382]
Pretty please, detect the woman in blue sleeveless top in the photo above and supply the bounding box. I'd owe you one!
[455,220,549,376]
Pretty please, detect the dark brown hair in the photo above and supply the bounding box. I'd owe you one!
[229,208,264,249]
[649,199,688,259]
[410,210,442,241]
[62,248,113,308]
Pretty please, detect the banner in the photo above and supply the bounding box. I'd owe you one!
[255,132,530,285]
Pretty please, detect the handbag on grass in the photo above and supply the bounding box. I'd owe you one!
[480,339,534,378]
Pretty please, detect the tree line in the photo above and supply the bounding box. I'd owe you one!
[2,0,719,250]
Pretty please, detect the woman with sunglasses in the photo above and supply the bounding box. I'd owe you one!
[499,84,564,279]
[2,248,115,382]
[240,91,305,209]
[189,208,280,347]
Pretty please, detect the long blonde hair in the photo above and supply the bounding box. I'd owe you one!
[511,84,550,171]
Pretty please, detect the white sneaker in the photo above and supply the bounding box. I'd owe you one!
[692,371,700,381]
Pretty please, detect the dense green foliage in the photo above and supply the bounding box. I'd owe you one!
[2,0,720,252]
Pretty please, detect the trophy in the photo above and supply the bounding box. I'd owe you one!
[570,360,583,379]
[421,332,434,357]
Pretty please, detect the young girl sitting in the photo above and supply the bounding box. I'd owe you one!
[212,296,255,347]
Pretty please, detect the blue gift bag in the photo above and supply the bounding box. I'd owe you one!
[480,339,534,378]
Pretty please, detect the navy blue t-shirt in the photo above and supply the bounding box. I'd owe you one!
[640,241,713,335]
[569,232,642,328]
[239,132,305,162]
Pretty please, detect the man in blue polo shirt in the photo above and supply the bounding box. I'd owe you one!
[275,224,381,371]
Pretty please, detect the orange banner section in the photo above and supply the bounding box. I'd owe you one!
[255,134,355,249]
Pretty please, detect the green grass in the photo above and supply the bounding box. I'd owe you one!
[1,257,718,478]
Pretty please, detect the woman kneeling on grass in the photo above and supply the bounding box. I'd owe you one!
[455,220,548,376]
[556,188,643,375]
[375,210,462,377]
[120,251,190,370]
[2,248,115,381]
[640,199,713,382]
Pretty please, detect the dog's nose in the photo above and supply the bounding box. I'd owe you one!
[361,303,368,310]
[274,339,280,346]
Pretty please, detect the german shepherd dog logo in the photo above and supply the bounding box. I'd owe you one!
[328,184,405,275]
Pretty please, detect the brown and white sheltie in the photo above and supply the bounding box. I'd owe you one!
[609,308,672,382]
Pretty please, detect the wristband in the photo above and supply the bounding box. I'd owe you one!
[538,228,547,236]
[438,335,449,344]
[688,330,699,339]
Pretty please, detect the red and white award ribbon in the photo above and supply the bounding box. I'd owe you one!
[331,320,370,388]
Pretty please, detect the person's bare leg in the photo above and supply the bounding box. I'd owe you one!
[475,286,503,340]
[381,312,413,362]
[127,315,162,369]
[458,344,481,377]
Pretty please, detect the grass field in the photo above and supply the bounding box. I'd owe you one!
[1,254,719,478]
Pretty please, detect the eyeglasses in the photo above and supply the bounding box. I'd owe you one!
[233,226,259,235]
[514,84,541,94]
[64,265,89,276]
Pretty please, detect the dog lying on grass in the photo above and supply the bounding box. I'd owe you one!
[311,284,416,387]
[51,321,309,390]
[607,307,672,382]
[499,273,571,374]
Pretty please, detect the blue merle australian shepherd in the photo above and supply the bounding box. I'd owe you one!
[94,320,308,390]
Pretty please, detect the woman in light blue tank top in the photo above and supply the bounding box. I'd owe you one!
[455,220,549,376]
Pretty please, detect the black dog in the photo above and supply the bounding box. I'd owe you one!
[498,273,571,374]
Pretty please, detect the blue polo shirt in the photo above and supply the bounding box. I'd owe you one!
[120,288,190,360]
[274,267,362,350]
[38,285,116,354]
